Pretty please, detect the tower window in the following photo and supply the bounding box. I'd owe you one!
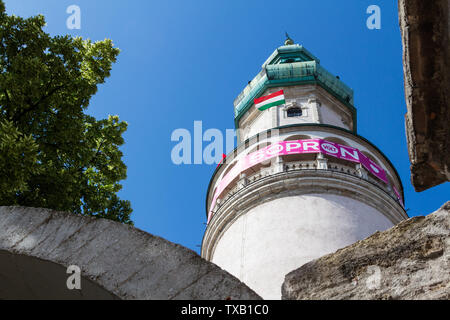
[280,57,302,64]
[287,107,303,117]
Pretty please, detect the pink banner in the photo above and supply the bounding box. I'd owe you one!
[208,139,400,223]
[393,186,404,208]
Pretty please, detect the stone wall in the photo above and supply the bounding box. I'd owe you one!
[399,0,450,191]
[282,202,449,300]
[0,207,260,300]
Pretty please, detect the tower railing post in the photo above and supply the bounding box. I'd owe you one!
[316,153,328,170]
[356,163,368,180]
[275,156,284,173]
[238,173,248,189]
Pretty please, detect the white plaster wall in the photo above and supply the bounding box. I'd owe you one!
[319,102,350,130]
[238,85,353,142]
[210,193,394,300]
[245,108,273,140]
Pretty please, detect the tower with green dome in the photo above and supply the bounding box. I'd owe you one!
[202,37,408,299]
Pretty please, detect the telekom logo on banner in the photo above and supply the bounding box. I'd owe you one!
[208,139,400,223]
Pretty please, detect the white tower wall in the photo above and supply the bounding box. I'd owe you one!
[210,194,394,299]
[239,85,354,143]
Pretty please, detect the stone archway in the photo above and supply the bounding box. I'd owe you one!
[0,207,260,300]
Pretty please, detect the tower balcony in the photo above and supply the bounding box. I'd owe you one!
[202,150,408,299]
[205,124,406,225]
[210,154,404,219]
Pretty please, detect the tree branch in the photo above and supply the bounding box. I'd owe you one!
[12,84,65,123]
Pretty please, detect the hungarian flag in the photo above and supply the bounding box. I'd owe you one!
[254,90,286,111]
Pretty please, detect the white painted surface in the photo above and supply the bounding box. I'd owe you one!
[319,102,350,129]
[245,107,273,140]
[210,194,394,299]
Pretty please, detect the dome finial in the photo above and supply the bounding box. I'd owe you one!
[285,32,294,45]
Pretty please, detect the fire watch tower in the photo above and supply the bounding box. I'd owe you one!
[201,37,408,299]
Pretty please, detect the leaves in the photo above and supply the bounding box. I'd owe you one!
[0,1,132,224]
[0,119,40,204]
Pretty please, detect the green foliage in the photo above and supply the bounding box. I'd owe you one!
[0,1,132,224]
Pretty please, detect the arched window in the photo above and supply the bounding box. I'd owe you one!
[287,107,302,117]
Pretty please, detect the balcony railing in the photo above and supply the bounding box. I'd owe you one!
[212,158,399,214]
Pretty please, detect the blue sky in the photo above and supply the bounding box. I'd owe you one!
[6,0,448,253]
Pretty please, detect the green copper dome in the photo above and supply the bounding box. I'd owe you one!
[234,43,357,132]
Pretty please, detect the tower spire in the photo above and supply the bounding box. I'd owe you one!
[284,32,294,45]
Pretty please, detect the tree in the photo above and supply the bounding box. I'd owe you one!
[0,1,132,224]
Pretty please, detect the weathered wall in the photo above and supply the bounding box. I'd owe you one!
[0,207,261,300]
[399,0,450,191]
[282,202,450,300]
